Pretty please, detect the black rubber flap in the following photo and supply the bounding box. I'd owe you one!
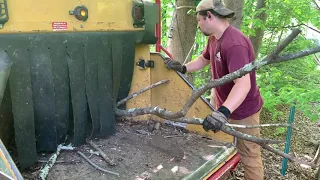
[66,36,88,146]
[47,35,70,144]
[112,38,123,104]
[29,35,57,151]
[117,35,136,106]
[2,35,38,168]
[99,35,115,137]
[84,36,100,138]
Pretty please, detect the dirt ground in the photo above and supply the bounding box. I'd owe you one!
[17,106,320,180]
[20,120,234,180]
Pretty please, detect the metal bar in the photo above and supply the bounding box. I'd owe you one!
[160,45,173,59]
[155,0,161,52]
[281,104,296,175]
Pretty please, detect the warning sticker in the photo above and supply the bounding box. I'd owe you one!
[52,22,68,31]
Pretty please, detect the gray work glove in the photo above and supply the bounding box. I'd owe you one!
[164,58,187,74]
[202,106,230,133]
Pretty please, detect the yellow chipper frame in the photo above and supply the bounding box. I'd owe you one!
[0,0,240,179]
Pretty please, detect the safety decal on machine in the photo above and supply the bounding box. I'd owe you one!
[52,22,68,31]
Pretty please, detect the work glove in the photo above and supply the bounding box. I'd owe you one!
[202,106,230,133]
[164,57,187,74]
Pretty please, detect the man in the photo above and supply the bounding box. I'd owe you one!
[164,0,264,179]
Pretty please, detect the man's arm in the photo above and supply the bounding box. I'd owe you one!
[222,74,251,113]
[221,46,252,113]
[185,55,210,72]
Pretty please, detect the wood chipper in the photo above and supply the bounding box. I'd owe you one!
[0,0,240,179]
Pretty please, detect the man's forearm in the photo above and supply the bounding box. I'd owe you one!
[222,75,251,113]
[185,55,210,72]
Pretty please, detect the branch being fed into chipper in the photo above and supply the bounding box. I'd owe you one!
[116,29,320,120]
[114,28,320,168]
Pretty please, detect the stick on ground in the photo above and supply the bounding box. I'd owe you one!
[88,140,116,166]
[77,151,119,177]
[39,144,75,180]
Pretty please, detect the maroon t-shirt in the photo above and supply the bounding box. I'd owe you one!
[202,26,263,120]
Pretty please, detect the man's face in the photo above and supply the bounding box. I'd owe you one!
[197,14,212,36]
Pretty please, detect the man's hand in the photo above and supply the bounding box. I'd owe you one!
[164,58,187,74]
[202,106,230,133]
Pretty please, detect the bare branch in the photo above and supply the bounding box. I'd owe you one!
[270,46,320,64]
[117,79,169,107]
[225,123,293,129]
[221,126,283,144]
[87,140,115,166]
[115,45,320,119]
[115,106,179,119]
[268,24,320,34]
[39,144,75,180]
[77,151,120,177]
[313,0,320,10]
[261,144,317,168]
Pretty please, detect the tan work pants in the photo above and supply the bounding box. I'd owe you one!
[229,110,264,180]
[210,90,264,180]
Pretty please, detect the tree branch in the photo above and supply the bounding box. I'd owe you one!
[225,123,293,129]
[221,126,283,144]
[261,144,317,168]
[115,45,320,119]
[268,23,320,34]
[170,118,316,168]
[313,0,320,10]
[114,28,320,169]
[117,79,169,107]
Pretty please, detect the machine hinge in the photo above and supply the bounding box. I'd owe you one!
[136,59,154,69]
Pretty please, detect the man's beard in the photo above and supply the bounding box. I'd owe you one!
[202,31,210,36]
[200,29,210,36]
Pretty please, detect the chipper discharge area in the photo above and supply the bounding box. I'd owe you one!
[0,0,240,179]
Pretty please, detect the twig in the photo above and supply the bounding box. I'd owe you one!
[39,144,75,180]
[268,23,320,34]
[38,160,81,164]
[88,140,116,166]
[164,135,184,138]
[261,144,317,168]
[176,5,196,10]
[313,0,320,10]
[312,144,320,165]
[116,79,169,107]
[225,123,293,129]
[77,151,120,177]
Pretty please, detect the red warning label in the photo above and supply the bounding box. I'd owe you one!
[52,22,68,31]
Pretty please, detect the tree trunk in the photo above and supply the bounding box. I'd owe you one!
[167,0,198,84]
[249,0,267,57]
[224,0,244,29]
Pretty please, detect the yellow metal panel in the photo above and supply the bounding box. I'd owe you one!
[149,53,233,143]
[2,0,142,33]
[125,45,152,121]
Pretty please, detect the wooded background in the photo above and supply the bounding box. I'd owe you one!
[156,0,320,127]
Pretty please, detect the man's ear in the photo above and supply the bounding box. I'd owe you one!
[207,11,211,18]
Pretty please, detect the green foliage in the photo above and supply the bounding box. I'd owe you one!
[273,127,286,136]
[249,0,320,121]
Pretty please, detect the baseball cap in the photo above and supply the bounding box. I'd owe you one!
[196,0,235,18]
